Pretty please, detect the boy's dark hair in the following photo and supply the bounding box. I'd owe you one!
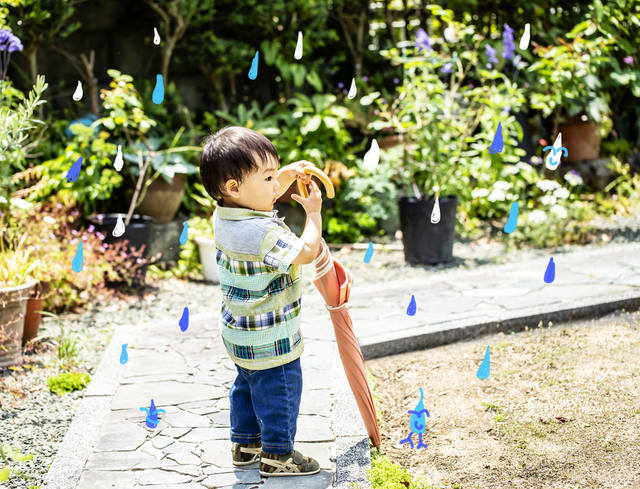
[200,126,280,203]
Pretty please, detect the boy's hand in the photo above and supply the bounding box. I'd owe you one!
[277,161,315,191]
[291,180,322,214]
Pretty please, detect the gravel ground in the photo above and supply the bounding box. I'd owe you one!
[0,212,639,487]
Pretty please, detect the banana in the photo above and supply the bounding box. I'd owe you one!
[296,166,335,199]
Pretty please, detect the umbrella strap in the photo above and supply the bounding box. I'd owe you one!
[325,303,348,311]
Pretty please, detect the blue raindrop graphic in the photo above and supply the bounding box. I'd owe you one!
[179,307,189,332]
[399,387,430,449]
[409,388,429,434]
[364,242,374,264]
[544,257,555,284]
[406,295,417,316]
[179,221,188,245]
[120,344,128,364]
[66,156,83,182]
[71,241,83,273]
[248,51,259,80]
[140,399,166,429]
[152,74,164,104]
[489,122,504,154]
[477,345,491,380]
[504,201,519,234]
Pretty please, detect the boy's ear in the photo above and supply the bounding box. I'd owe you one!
[225,179,241,198]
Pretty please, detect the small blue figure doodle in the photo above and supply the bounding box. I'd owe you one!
[119,344,128,364]
[140,399,165,429]
[66,156,83,182]
[489,122,504,154]
[399,387,430,449]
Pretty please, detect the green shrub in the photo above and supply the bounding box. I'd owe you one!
[369,451,425,489]
[47,372,91,395]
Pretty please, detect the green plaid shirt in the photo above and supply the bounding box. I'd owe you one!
[213,205,305,370]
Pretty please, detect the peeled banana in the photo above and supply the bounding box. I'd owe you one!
[296,166,335,199]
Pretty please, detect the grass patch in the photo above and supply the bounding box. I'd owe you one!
[47,372,91,395]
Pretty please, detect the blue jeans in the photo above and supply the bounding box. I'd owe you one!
[229,358,302,455]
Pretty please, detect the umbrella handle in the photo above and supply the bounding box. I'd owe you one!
[297,166,335,199]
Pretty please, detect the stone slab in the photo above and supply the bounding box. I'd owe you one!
[295,415,334,442]
[94,419,148,452]
[84,451,153,471]
[76,470,136,489]
[162,410,213,428]
[180,427,230,443]
[200,469,261,487]
[111,382,226,410]
[261,470,334,488]
[137,469,192,485]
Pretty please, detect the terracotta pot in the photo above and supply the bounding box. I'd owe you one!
[22,281,49,346]
[559,121,600,162]
[134,174,185,224]
[0,281,36,367]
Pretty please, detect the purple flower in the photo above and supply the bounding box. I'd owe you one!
[96,232,105,241]
[7,35,23,53]
[469,83,475,89]
[502,106,511,115]
[0,29,10,45]
[485,44,499,64]
[525,82,530,88]
[624,56,634,65]
[415,28,432,52]
[338,82,344,88]
[530,156,542,165]
[393,77,400,84]
[343,89,348,94]
[71,229,79,236]
[88,225,95,233]
[362,76,369,82]
[569,169,581,177]
[374,109,380,115]
[513,54,522,67]
[441,62,453,73]
[502,24,515,60]
[355,63,361,70]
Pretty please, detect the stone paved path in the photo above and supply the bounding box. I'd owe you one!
[73,301,339,489]
[346,242,640,354]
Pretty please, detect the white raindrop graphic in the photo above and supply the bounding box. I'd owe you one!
[431,194,441,224]
[347,78,357,99]
[112,216,125,237]
[363,139,380,170]
[519,24,531,50]
[545,133,562,170]
[294,31,303,60]
[114,145,124,172]
[153,27,161,45]
[72,81,83,101]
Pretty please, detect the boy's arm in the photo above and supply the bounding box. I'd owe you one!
[291,212,322,265]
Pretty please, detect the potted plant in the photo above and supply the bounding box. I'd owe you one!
[529,25,613,163]
[365,11,526,264]
[191,217,219,284]
[88,71,201,282]
[0,248,39,367]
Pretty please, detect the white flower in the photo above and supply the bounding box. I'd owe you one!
[528,210,547,224]
[501,165,520,175]
[471,188,490,198]
[550,204,568,218]
[10,198,33,210]
[540,195,557,206]
[516,162,534,173]
[44,216,56,224]
[488,189,507,202]
[553,187,570,200]
[493,180,512,191]
[564,171,584,186]
[444,26,457,43]
[432,185,440,192]
[536,179,561,192]
[0,196,7,204]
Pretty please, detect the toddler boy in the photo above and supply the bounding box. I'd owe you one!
[199,126,323,477]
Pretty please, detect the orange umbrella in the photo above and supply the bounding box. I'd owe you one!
[297,168,380,447]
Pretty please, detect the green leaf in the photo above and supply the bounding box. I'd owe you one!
[301,115,322,135]
[305,71,323,92]
[360,91,381,106]
[291,64,307,88]
[594,0,603,22]
[0,467,9,482]
[323,116,340,133]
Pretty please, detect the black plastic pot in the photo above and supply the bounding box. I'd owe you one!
[398,195,457,265]
[87,214,155,285]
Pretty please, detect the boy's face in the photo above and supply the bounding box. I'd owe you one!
[222,154,280,212]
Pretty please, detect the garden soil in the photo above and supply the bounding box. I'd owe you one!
[367,311,640,488]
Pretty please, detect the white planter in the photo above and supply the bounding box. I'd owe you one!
[195,236,220,284]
